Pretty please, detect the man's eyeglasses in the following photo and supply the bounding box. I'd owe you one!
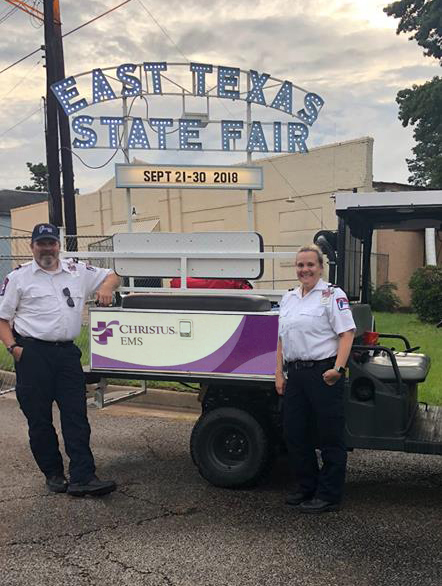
[62,287,75,308]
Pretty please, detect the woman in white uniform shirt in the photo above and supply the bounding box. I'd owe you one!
[276,245,355,513]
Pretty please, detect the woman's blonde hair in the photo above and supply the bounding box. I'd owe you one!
[296,244,324,267]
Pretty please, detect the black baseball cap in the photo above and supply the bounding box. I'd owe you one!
[31,223,60,243]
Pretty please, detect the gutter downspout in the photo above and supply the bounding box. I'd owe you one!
[425,228,437,265]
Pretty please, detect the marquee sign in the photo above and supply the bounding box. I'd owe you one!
[51,62,325,154]
[115,163,263,190]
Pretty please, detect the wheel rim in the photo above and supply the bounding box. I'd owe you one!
[209,425,250,468]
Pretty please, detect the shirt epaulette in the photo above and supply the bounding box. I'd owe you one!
[13,264,22,271]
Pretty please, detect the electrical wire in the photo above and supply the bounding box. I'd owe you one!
[0,0,133,76]
[0,57,42,102]
[29,0,43,28]
[61,93,139,170]
[0,104,41,138]
[65,145,122,170]
[267,158,330,229]
[0,222,32,233]
[0,5,18,25]
[136,0,188,62]
[62,0,132,39]
[136,0,235,117]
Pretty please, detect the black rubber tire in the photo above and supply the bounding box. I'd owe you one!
[190,407,273,488]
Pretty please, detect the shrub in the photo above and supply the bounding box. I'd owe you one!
[409,266,442,323]
[370,282,401,312]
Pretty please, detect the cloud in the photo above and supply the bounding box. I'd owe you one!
[0,0,440,196]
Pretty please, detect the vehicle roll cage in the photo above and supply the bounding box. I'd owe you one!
[314,190,442,304]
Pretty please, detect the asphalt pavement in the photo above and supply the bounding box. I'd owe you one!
[1,392,441,586]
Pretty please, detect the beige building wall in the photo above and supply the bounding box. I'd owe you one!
[377,230,424,306]
[12,137,374,288]
[10,203,48,260]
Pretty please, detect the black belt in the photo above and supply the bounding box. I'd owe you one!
[286,356,336,370]
[15,334,73,347]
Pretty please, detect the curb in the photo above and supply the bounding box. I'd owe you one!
[0,369,200,413]
[88,384,201,413]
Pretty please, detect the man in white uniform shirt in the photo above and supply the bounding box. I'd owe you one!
[0,223,120,496]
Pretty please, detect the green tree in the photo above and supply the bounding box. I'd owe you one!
[16,162,48,192]
[384,0,442,188]
[384,0,442,60]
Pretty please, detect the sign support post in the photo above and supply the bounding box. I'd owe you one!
[122,96,132,233]
[246,75,254,232]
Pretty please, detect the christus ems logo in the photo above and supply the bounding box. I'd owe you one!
[92,320,120,345]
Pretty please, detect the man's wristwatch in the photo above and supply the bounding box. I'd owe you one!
[7,343,19,354]
[334,366,346,375]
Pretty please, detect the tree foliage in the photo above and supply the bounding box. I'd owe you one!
[370,282,401,312]
[16,162,48,192]
[384,1,442,188]
[384,0,442,60]
[409,266,442,322]
[397,77,442,187]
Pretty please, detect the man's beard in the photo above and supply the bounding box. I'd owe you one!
[39,254,55,268]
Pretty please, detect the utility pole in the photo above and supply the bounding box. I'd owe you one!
[42,0,63,227]
[42,0,77,248]
[52,0,77,249]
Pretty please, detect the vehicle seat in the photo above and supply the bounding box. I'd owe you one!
[121,293,272,312]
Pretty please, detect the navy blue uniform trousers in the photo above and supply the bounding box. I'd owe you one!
[14,339,95,483]
[283,360,347,504]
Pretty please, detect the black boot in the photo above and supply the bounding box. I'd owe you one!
[285,491,314,506]
[299,498,341,514]
[67,475,117,497]
[46,474,68,493]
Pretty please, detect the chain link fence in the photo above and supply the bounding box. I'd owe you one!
[0,234,389,395]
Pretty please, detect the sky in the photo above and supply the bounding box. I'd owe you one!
[0,0,440,194]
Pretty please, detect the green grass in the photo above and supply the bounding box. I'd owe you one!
[374,312,442,405]
[2,314,441,404]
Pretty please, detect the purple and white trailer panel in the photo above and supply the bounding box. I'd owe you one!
[90,308,279,379]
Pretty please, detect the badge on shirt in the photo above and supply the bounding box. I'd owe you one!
[67,260,80,277]
[320,289,332,305]
[336,297,350,310]
[0,277,9,296]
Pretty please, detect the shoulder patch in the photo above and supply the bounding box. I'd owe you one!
[336,297,350,311]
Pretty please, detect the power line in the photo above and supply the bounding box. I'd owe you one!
[267,158,330,229]
[0,104,41,138]
[136,0,189,62]
[0,0,133,76]
[63,0,132,39]
[0,57,42,102]
[0,5,18,25]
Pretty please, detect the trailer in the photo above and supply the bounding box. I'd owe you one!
[81,192,442,488]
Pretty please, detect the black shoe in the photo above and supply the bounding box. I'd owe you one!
[46,474,68,493]
[67,475,117,497]
[299,498,340,514]
[285,491,314,506]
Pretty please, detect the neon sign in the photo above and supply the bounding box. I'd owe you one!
[51,62,325,154]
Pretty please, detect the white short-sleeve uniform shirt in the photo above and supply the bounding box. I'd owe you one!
[278,278,356,362]
[0,259,112,342]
